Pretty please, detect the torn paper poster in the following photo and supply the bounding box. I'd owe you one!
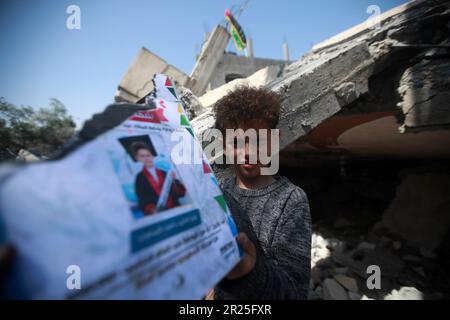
[0,74,240,299]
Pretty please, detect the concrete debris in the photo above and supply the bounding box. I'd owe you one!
[177,86,206,120]
[381,171,450,251]
[312,233,329,248]
[384,287,424,300]
[348,291,363,300]
[311,268,322,286]
[311,233,332,268]
[309,222,446,300]
[326,238,346,253]
[398,59,450,131]
[334,275,359,293]
[334,82,359,107]
[198,65,281,107]
[115,47,189,103]
[314,286,324,300]
[323,278,348,300]
[187,25,231,96]
[311,246,331,269]
[15,149,40,162]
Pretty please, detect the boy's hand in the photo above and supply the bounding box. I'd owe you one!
[226,233,256,280]
[204,288,215,300]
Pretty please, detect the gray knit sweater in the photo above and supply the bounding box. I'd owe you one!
[215,176,312,300]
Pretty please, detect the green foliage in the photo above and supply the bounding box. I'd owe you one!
[0,97,76,161]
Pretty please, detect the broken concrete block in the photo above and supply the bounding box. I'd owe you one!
[198,65,281,108]
[308,289,321,300]
[314,286,324,300]
[348,291,363,300]
[188,25,231,96]
[334,82,359,106]
[326,237,346,252]
[115,47,189,103]
[313,250,332,269]
[384,287,424,300]
[398,59,450,130]
[177,86,206,120]
[312,233,329,248]
[311,268,322,286]
[334,275,359,293]
[323,278,348,300]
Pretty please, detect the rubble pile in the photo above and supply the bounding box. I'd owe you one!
[308,223,448,300]
[282,161,450,300]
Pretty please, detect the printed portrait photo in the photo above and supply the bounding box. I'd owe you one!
[117,134,190,219]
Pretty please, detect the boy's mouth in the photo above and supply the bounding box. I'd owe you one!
[240,156,257,169]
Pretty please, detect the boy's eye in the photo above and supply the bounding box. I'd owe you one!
[232,136,260,148]
[233,137,247,148]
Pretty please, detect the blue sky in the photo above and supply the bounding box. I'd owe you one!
[0,0,406,127]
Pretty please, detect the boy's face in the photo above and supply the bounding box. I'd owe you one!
[136,148,155,168]
[225,119,274,179]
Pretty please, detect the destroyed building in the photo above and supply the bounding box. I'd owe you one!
[115,0,450,299]
[115,27,287,103]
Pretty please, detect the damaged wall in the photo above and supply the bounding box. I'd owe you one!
[115,47,189,103]
[206,53,285,92]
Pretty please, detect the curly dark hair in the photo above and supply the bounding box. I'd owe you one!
[213,86,281,131]
[130,141,156,157]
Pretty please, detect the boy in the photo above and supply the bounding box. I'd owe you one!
[212,86,312,300]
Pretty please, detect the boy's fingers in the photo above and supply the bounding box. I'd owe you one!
[226,233,257,280]
[236,233,256,257]
[236,233,248,248]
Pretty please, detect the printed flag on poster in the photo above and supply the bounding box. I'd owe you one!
[0,74,241,300]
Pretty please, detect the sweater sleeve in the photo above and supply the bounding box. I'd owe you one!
[218,188,312,300]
